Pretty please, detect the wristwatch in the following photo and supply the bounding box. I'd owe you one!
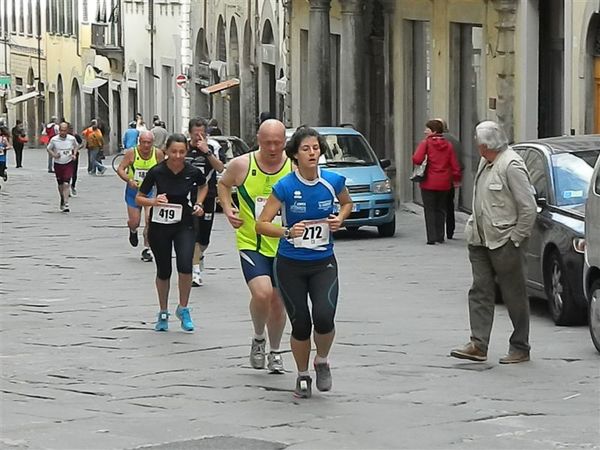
[194,203,204,211]
[283,228,290,239]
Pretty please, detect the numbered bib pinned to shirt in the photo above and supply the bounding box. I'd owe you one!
[152,203,183,224]
[133,169,147,184]
[293,220,330,249]
[255,196,282,225]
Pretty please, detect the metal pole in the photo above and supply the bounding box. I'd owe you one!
[3,29,7,75]
[36,0,41,93]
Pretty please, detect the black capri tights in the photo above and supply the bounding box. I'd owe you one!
[274,255,339,341]
[148,223,195,280]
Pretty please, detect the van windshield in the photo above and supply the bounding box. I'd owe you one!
[551,150,600,206]
[319,134,377,166]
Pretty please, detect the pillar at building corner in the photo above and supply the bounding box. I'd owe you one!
[340,0,364,131]
[493,0,517,142]
[308,0,332,126]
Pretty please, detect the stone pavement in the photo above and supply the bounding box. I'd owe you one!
[1,148,598,450]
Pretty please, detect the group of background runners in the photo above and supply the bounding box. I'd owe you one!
[43,115,352,399]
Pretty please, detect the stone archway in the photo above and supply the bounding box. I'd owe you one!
[229,17,241,136]
[70,78,82,132]
[56,74,64,120]
[585,13,600,133]
[26,67,36,138]
[193,28,210,118]
[213,15,227,125]
[260,20,276,119]
[242,20,256,143]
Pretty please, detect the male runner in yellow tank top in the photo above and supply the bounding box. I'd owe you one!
[117,130,164,261]
[218,119,293,374]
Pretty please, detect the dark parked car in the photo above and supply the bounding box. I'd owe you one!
[512,135,600,325]
[209,136,251,210]
[584,156,600,351]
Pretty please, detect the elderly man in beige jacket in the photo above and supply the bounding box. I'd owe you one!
[451,120,537,364]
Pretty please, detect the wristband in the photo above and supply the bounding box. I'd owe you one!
[194,203,204,209]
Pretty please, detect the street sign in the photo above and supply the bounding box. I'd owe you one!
[0,74,10,87]
[176,74,188,87]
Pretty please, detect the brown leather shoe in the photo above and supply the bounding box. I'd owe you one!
[499,351,530,364]
[450,342,487,362]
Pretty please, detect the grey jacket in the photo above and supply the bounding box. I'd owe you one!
[465,147,536,250]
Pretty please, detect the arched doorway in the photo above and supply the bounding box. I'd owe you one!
[193,28,210,119]
[213,15,227,127]
[56,74,64,120]
[26,68,36,138]
[242,20,256,143]
[260,20,276,119]
[538,0,564,137]
[229,18,241,137]
[585,13,600,133]
[70,78,82,132]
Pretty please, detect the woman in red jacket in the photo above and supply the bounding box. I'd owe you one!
[412,119,462,245]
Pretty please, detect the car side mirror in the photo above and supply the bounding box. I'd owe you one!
[535,195,547,208]
[380,159,391,169]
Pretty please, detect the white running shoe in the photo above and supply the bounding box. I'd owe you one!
[192,269,203,287]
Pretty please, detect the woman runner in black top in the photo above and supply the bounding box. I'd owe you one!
[137,134,208,332]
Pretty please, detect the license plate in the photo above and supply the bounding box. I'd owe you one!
[333,203,359,213]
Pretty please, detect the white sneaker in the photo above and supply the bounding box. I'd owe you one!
[192,270,203,287]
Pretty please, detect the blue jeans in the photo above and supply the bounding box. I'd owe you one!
[87,148,105,174]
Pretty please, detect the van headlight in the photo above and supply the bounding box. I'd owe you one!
[573,237,586,254]
[372,179,392,193]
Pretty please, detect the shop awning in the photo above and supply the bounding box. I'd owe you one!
[82,78,108,94]
[6,91,42,106]
[201,78,240,95]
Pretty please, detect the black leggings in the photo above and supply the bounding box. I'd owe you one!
[274,255,339,341]
[194,195,216,246]
[148,222,195,280]
[71,156,79,188]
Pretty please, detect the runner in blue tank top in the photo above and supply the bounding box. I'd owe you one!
[256,126,353,399]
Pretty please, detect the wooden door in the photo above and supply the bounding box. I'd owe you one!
[595,58,600,133]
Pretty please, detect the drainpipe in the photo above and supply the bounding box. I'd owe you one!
[180,0,191,133]
[149,0,155,77]
[75,0,81,57]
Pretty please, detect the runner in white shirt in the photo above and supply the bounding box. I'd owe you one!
[47,122,78,212]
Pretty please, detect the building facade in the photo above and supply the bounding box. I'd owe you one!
[286,0,600,206]
[1,0,47,141]
[3,0,599,205]
[189,0,287,144]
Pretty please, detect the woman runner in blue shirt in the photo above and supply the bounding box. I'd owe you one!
[256,126,353,398]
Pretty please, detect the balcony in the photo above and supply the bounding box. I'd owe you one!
[91,23,124,67]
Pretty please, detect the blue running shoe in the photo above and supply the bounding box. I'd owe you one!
[175,305,194,331]
[154,310,169,331]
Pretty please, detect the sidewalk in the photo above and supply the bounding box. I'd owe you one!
[1,147,598,450]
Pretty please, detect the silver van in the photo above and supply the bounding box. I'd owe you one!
[584,157,600,352]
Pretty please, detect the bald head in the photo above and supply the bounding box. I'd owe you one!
[258,119,285,138]
[138,130,154,152]
[257,119,286,160]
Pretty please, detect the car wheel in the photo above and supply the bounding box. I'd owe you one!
[377,216,396,238]
[346,226,360,232]
[589,280,600,353]
[544,251,585,325]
